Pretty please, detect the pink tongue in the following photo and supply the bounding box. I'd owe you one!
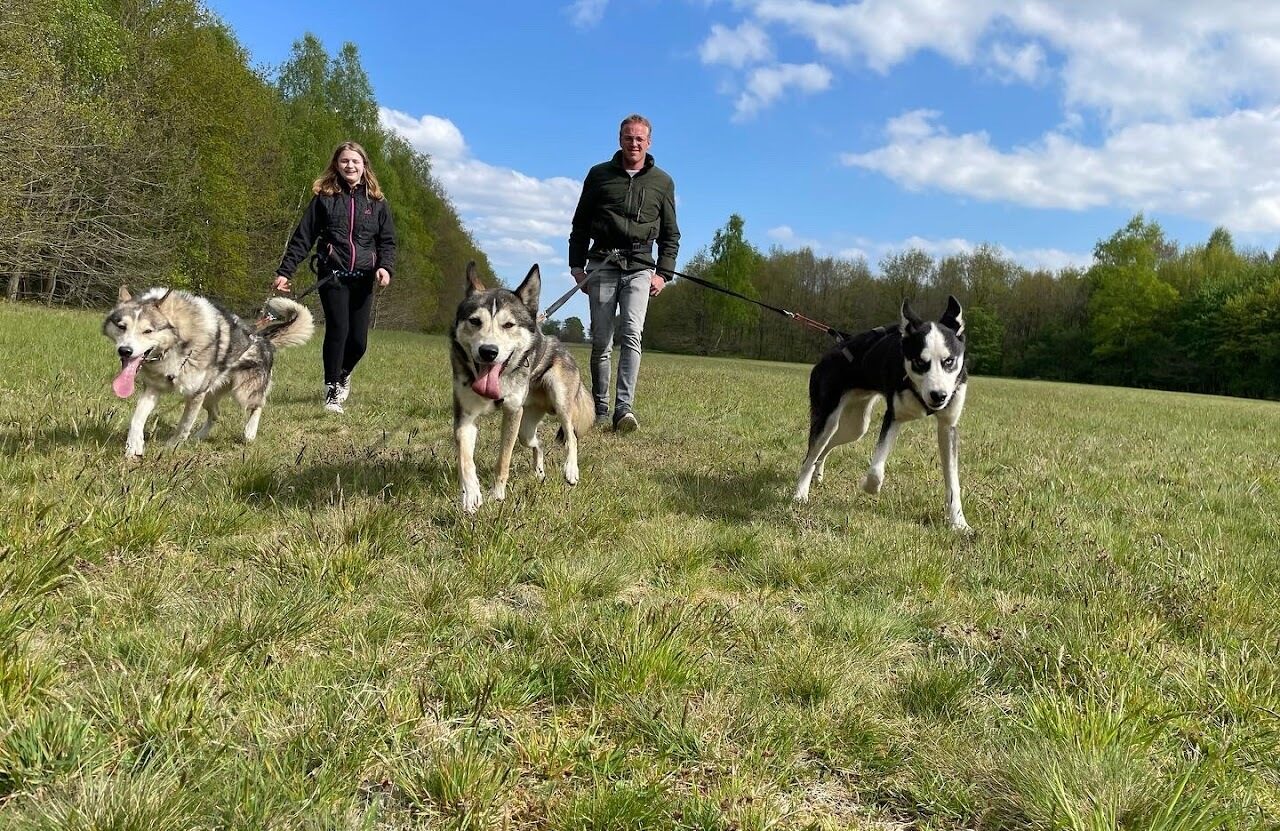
[113,356,144,398]
[472,362,503,399]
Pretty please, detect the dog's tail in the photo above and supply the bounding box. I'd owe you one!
[557,379,595,444]
[258,298,315,348]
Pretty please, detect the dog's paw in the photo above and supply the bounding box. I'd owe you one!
[950,516,973,534]
[490,483,507,502]
[792,489,810,503]
[534,462,546,481]
[124,443,145,458]
[860,473,882,495]
[563,462,579,486]
[461,489,483,514]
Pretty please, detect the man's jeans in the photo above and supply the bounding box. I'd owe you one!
[586,261,652,417]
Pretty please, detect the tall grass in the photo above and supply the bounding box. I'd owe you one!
[0,302,1277,828]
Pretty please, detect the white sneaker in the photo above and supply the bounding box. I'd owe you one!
[335,374,351,404]
[323,384,344,414]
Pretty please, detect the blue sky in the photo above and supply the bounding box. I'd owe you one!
[206,1,1280,322]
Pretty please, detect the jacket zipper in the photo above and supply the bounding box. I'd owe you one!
[347,191,356,271]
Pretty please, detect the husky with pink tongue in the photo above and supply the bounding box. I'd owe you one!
[451,262,595,514]
[103,286,314,457]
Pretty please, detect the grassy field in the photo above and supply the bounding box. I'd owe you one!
[1,301,1278,830]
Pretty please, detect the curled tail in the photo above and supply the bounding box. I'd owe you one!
[557,379,595,444]
[257,297,315,348]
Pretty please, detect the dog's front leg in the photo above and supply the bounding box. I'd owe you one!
[125,387,161,457]
[861,411,900,495]
[937,418,970,532]
[491,404,522,502]
[166,392,207,447]
[456,409,483,513]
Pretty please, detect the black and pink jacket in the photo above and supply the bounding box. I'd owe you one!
[276,182,397,279]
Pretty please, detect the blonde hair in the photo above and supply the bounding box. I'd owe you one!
[312,141,384,199]
[619,114,652,138]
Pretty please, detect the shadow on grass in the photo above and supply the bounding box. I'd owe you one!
[663,466,792,522]
[0,419,123,451]
[233,455,453,508]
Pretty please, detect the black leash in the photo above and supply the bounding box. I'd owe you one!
[660,265,852,342]
[293,253,337,300]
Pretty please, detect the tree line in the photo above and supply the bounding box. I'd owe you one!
[6,3,1277,400]
[646,214,1280,400]
[0,0,492,330]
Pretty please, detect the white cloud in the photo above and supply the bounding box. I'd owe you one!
[700,22,773,69]
[378,109,466,160]
[830,234,1093,273]
[567,0,607,29]
[732,1,1280,123]
[989,41,1046,84]
[843,107,1280,231]
[733,62,833,120]
[380,107,582,278]
[766,225,824,250]
[751,0,998,72]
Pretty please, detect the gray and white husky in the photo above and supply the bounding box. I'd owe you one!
[793,296,971,531]
[102,286,314,456]
[451,262,594,513]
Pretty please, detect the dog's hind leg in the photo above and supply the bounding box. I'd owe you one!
[861,410,901,495]
[491,405,523,503]
[166,392,207,448]
[195,394,220,441]
[243,406,262,443]
[795,396,845,503]
[814,392,877,485]
[518,409,546,482]
[125,387,161,457]
[936,417,970,532]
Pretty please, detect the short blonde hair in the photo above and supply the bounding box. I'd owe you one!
[619,114,652,138]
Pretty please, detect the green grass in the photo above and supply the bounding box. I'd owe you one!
[1,301,1278,829]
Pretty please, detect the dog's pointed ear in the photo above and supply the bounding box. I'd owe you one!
[118,285,131,302]
[154,288,173,307]
[900,299,923,331]
[515,263,541,313]
[465,261,485,296]
[941,295,965,338]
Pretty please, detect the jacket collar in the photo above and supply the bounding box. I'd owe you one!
[611,150,654,174]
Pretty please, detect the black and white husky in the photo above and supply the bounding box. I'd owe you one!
[451,262,594,514]
[102,287,314,456]
[793,296,971,531]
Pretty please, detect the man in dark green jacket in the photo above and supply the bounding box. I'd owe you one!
[568,114,681,433]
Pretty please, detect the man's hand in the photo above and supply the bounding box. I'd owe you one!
[649,274,665,297]
[376,268,391,287]
[272,275,291,293]
[572,267,588,294]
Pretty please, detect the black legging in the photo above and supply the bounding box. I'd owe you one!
[317,271,375,384]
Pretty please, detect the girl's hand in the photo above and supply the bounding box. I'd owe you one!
[376,268,391,287]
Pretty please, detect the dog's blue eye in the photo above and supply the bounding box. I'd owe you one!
[942,357,955,370]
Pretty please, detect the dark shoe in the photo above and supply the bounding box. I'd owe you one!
[593,414,611,430]
[613,411,638,434]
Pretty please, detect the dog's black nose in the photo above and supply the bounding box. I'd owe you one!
[929,390,948,406]
[117,345,133,358]
[478,344,499,363]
